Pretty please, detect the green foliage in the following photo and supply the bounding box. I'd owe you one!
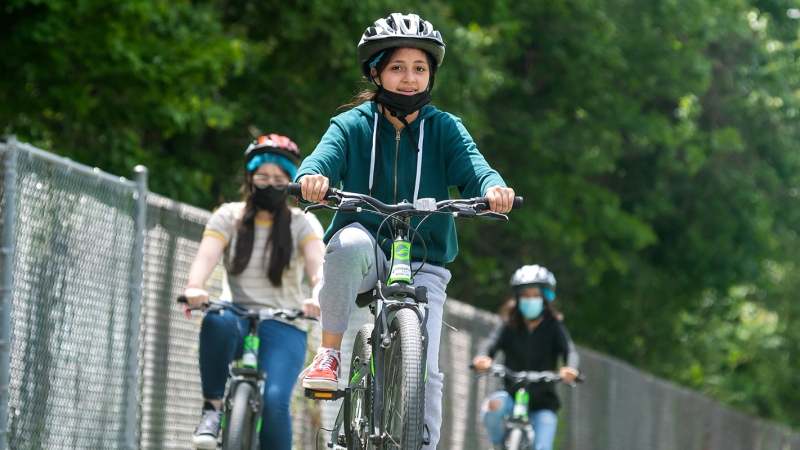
[0,0,241,204]
[3,0,800,428]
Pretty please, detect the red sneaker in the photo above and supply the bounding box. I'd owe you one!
[300,348,341,391]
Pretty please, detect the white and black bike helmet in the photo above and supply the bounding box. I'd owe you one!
[509,265,557,301]
[357,13,446,83]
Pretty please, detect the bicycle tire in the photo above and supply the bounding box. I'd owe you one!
[506,428,523,450]
[349,324,374,450]
[223,382,256,450]
[382,308,425,450]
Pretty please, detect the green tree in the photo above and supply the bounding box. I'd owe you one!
[1,0,242,204]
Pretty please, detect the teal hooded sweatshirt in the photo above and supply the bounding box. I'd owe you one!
[296,101,506,266]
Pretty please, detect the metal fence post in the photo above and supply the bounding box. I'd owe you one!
[125,165,148,449]
[0,136,17,450]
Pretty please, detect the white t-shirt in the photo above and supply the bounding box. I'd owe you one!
[203,203,324,329]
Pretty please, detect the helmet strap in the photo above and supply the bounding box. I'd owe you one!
[397,116,420,154]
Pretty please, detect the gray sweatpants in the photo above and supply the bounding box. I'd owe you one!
[319,223,451,450]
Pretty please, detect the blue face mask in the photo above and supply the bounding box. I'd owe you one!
[518,297,544,320]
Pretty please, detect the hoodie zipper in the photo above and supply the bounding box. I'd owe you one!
[393,129,401,203]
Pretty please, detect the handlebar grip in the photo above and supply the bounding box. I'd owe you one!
[287,183,303,197]
[474,196,524,211]
[286,182,338,200]
[177,294,209,310]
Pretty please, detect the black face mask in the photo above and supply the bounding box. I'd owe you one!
[252,185,288,212]
[376,88,433,118]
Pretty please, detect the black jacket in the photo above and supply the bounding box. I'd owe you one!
[476,317,579,412]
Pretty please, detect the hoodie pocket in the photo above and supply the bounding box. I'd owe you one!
[414,228,436,263]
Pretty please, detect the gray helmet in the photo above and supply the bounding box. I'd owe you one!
[358,13,446,81]
[509,265,557,291]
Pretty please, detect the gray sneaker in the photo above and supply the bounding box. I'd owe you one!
[193,408,222,449]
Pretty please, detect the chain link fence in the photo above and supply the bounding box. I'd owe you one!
[1,139,799,449]
[1,141,141,449]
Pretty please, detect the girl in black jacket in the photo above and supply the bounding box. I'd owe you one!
[472,265,579,450]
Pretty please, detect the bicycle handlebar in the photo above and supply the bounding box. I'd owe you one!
[176,295,317,321]
[286,182,522,217]
[471,363,585,384]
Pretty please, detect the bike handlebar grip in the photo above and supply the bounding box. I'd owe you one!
[474,196,524,210]
[287,183,303,197]
[177,294,210,310]
[286,182,337,200]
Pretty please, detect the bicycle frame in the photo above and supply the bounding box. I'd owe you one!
[504,388,534,449]
[220,306,266,450]
[330,219,431,449]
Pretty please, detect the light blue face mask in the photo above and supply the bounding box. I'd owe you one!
[518,297,544,320]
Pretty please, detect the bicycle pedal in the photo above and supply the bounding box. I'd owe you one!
[304,388,345,400]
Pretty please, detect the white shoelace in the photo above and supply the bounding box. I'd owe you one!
[316,349,341,372]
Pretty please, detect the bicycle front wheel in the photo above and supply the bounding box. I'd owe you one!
[382,308,425,450]
[223,382,256,450]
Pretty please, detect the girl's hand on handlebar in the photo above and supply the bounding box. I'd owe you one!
[183,287,209,318]
[559,366,579,384]
[485,186,515,213]
[472,355,493,372]
[298,174,330,204]
[301,298,321,318]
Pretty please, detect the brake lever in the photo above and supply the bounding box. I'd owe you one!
[304,204,339,213]
[476,211,509,222]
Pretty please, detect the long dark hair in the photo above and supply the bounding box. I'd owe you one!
[503,297,561,332]
[341,48,437,110]
[227,176,292,287]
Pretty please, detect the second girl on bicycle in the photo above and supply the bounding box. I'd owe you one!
[183,135,325,450]
[472,265,580,450]
[295,13,516,449]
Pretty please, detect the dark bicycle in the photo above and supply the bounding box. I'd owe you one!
[473,364,584,450]
[288,183,522,450]
[178,296,316,450]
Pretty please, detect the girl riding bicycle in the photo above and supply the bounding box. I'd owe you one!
[182,134,325,450]
[472,265,580,450]
[295,13,516,449]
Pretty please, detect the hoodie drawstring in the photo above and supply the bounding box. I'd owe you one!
[413,119,425,203]
[369,112,379,191]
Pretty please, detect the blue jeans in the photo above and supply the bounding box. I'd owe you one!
[481,391,559,450]
[199,302,307,450]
